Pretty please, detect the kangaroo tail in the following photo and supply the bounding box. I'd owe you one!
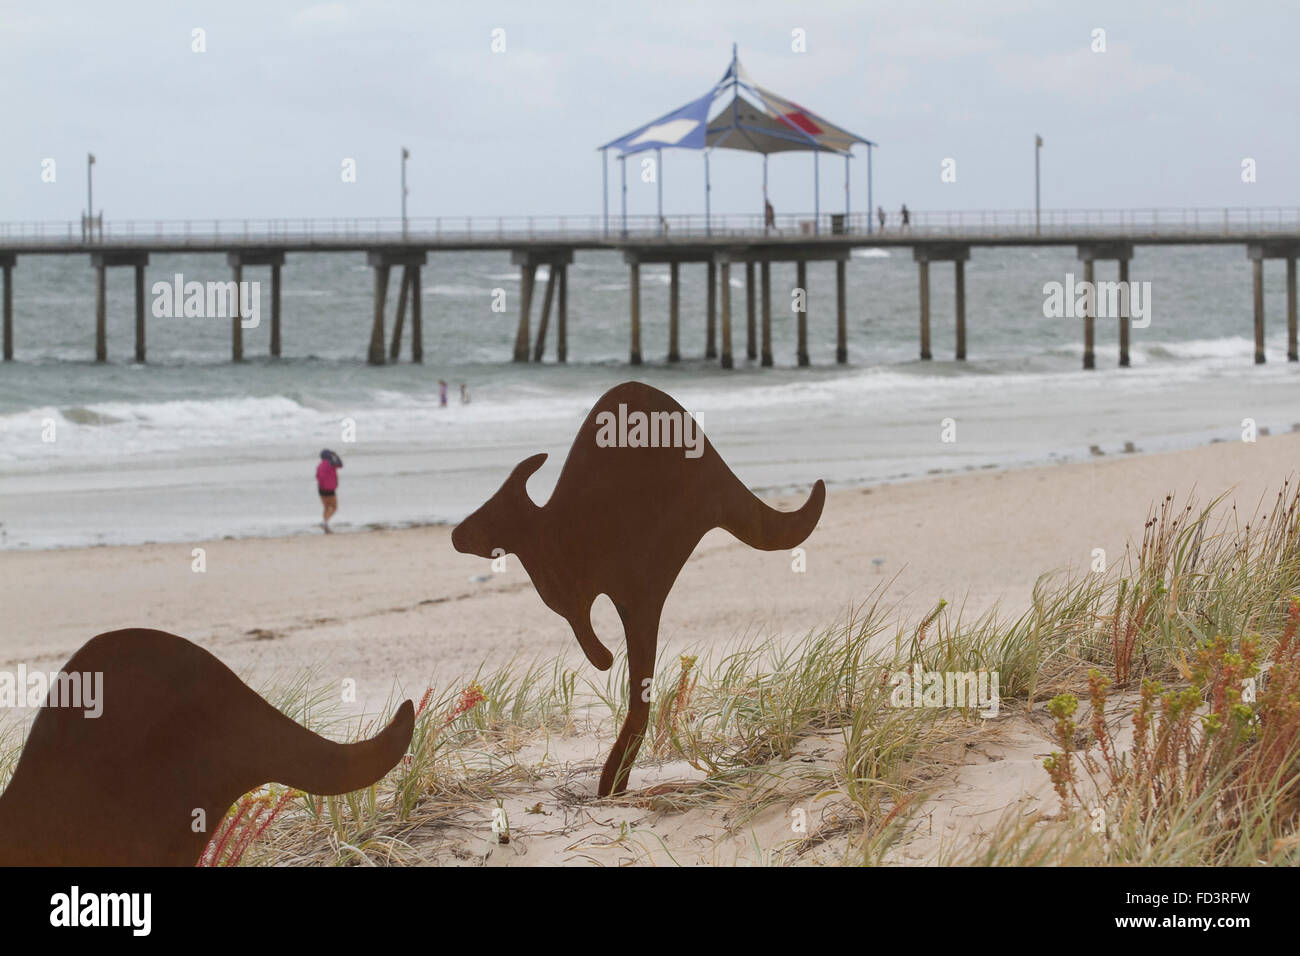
[719,478,826,551]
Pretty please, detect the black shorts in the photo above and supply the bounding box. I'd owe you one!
[319,488,335,497]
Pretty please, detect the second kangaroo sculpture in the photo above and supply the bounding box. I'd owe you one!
[453,381,825,796]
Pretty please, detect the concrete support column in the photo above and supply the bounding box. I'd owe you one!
[1082,258,1095,370]
[719,258,733,369]
[1287,257,1297,362]
[366,263,389,365]
[513,262,535,362]
[556,264,567,364]
[835,258,847,364]
[745,260,757,360]
[954,259,966,361]
[1253,258,1265,365]
[2,258,14,361]
[533,264,558,362]
[796,260,809,366]
[95,262,107,363]
[629,261,642,365]
[1118,258,1131,368]
[760,260,772,367]
[668,261,680,362]
[706,260,717,359]
[390,266,410,360]
[917,259,931,361]
[134,263,146,362]
[410,264,423,363]
[270,262,282,358]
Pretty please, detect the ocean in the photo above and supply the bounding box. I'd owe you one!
[0,244,1296,549]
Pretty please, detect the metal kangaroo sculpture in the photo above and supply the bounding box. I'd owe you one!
[453,381,825,796]
[0,628,414,866]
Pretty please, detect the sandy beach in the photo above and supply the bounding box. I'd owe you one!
[4,431,1295,712]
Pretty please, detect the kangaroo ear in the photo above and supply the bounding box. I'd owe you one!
[507,453,548,490]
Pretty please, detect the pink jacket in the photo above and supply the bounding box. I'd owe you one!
[316,461,338,491]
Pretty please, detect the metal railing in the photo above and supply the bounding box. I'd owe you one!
[2,207,1299,246]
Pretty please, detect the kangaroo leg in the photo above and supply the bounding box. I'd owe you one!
[569,604,614,671]
[597,604,658,797]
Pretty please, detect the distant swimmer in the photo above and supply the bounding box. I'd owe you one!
[460,383,470,404]
[439,380,448,407]
[317,449,342,533]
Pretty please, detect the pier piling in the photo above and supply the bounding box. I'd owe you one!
[760,260,772,367]
[1288,256,1297,362]
[706,260,717,359]
[1076,243,1133,368]
[134,263,146,362]
[533,263,557,362]
[367,262,389,365]
[1082,258,1095,369]
[796,260,809,366]
[836,258,847,364]
[629,260,642,365]
[954,259,966,361]
[556,262,567,363]
[668,261,680,362]
[271,261,282,358]
[1,254,13,361]
[513,260,536,363]
[95,260,106,362]
[719,256,733,369]
[1118,258,1130,367]
[917,259,931,360]
[90,250,148,362]
[389,267,410,361]
[913,245,970,362]
[745,261,756,360]
[1246,242,1300,365]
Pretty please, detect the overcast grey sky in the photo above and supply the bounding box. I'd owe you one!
[2,0,1296,223]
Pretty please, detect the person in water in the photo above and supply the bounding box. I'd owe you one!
[459,383,470,404]
[317,449,342,533]
[439,380,448,407]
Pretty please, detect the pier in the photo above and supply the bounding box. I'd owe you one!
[2,207,1299,368]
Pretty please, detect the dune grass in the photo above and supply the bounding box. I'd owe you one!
[3,478,1298,865]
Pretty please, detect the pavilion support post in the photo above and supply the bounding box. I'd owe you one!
[1082,258,1095,370]
[95,260,107,362]
[533,263,557,362]
[1118,258,1131,368]
[668,261,680,362]
[917,259,931,361]
[719,258,733,369]
[134,263,146,363]
[1253,258,1265,365]
[1287,256,1297,362]
[629,261,642,365]
[1,258,12,361]
[706,260,717,359]
[954,258,966,361]
[270,261,282,358]
[556,263,567,363]
[390,266,410,360]
[367,263,388,366]
[760,260,772,367]
[836,258,847,364]
[796,260,809,366]
[513,261,535,362]
[410,264,423,363]
[745,260,756,360]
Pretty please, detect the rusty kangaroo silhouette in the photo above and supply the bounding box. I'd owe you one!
[0,628,413,866]
[453,381,825,796]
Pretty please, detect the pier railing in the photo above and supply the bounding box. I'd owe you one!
[3,207,1300,246]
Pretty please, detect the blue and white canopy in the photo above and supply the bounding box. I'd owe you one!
[601,49,875,157]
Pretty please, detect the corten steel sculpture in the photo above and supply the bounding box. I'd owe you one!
[0,628,414,866]
[453,381,825,796]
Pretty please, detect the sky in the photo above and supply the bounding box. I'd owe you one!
[2,0,1297,225]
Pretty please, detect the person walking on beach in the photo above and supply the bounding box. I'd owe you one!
[900,204,911,230]
[877,206,886,232]
[317,449,342,533]
[460,383,470,404]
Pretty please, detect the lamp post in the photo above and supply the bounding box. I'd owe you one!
[85,152,96,242]
[1035,134,1043,236]
[401,147,410,239]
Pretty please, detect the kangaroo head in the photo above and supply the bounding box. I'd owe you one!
[452,453,547,559]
